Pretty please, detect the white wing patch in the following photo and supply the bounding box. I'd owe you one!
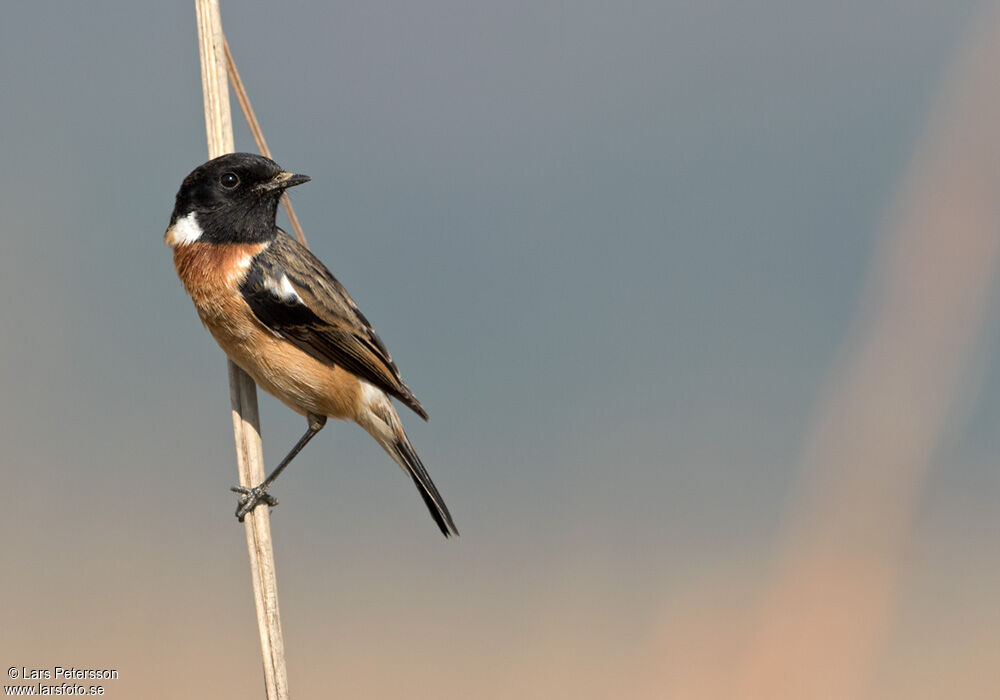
[357,380,397,442]
[164,211,203,246]
[360,380,388,407]
[264,273,304,303]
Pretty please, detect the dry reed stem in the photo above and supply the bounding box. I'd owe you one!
[223,36,307,247]
[195,1,289,698]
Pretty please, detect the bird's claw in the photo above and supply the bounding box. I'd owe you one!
[231,484,279,521]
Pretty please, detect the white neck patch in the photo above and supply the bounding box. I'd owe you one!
[164,211,204,247]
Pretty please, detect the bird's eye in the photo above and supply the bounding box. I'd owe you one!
[220,172,240,189]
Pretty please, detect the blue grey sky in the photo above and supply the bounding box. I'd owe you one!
[1,2,997,697]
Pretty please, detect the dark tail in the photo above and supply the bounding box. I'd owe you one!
[391,437,459,538]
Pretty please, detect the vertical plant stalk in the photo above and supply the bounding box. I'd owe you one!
[194,1,289,698]
[223,36,308,247]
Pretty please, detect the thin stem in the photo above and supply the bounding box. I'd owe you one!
[195,2,290,699]
[223,35,308,247]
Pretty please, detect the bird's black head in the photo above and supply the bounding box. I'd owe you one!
[166,152,309,246]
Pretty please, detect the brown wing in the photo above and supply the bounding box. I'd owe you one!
[240,231,428,419]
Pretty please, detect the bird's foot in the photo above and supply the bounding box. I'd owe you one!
[231,484,279,522]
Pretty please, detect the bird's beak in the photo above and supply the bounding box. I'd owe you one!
[258,171,311,192]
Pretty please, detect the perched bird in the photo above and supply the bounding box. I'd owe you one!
[164,152,458,537]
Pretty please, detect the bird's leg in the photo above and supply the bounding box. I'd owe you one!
[232,413,328,521]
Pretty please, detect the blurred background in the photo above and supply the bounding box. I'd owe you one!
[2,1,999,698]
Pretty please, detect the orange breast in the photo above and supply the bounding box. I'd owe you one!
[173,242,362,420]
